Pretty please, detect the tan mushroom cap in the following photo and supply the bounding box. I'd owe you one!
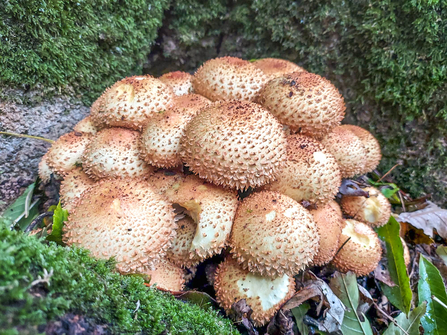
[263,135,342,205]
[59,167,96,212]
[181,100,287,190]
[321,126,367,178]
[73,116,98,134]
[341,125,382,174]
[46,131,92,176]
[230,191,319,278]
[38,152,61,183]
[332,219,382,276]
[327,200,343,218]
[90,75,174,130]
[192,57,269,101]
[252,58,306,79]
[258,72,345,138]
[401,237,411,268]
[340,187,391,228]
[214,258,296,327]
[159,71,194,96]
[140,94,211,168]
[141,258,186,291]
[63,178,177,273]
[309,203,344,266]
[82,127,153,179]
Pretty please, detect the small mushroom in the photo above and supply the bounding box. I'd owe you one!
[38,152,61,183]
[73,115,98,134]
[141,258,186,292]
[159,71,194,96]
[59,167,96,212]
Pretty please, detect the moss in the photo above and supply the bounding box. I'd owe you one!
[0,227,239,334]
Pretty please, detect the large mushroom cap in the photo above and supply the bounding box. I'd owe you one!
[159,71,194,96]
[82,127,153,179]
[181,100,287,190]
[230,191,319,277]
[140,94,211,168]
[90,75,174,130]
[258,72,345,138]
[63,178,177,273]
[340,186,391,228]
[252,58,306,79]
[263,134,342,205]
[59,167,96,212]
[332,219,382,276]
[192,57,269,101]
[141,258,186,292]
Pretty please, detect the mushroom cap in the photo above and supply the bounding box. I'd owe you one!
[46,131,92,176]
[73,116,98,134]
[140,94,211,168]
[159,71,194,96]
[341,125,382,174]
[309,203,344,266]
[38,152,61,183]
[214,257,296,327]
[252,58,306,79]
[181,100,287,190]
[340,187,391,228]
[141,258,186,291]
[327,200,343,218]
[82,127,153,179]
[229,191,319,277]
[263,134,342,205]
[90,75,174,130]
[257,72,345,138]
[331,219,382,276]
[59,167,96,212]
[63,178,177,273]
[192,57,269,101]
[321,126,367,178]
[401,237,411,268]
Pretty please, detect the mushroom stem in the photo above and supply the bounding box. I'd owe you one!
[0,131,55,143]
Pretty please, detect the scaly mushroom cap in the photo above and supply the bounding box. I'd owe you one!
[181,100,287,190]
[63,178,177,273]
[321,126,367,178]
[309,203,344,266]
[59,167,96,212]
[82,127,153,179]
[149,172,239,261]
[341,125,382,174]
[142,258,186,291]
[340,187,391,228]
[90,75,174,130]
[252,58,306,79]
[263,135,341,205]
[192,57,269,101]
[73,116,98,134]
[327,200,343,218]
[38,152,61,183]
[257,72,345,138]
[230,191,319,277]
[332,220,382,276]
[214,258,296,327]
[401,237,411,268]
[46,131,92,176]
[140,94,211,168]
[159,71,194,96]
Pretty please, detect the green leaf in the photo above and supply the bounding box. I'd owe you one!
[383,302,426,335]
[330,272,373,335]
[291,302,310,335]
[418,255,447,334]
[377,217,412,314]
[46,202,68,244]
[436,246,447,266]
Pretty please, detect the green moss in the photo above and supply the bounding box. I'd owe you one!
[0,0,170,104]
[0,227,239,334]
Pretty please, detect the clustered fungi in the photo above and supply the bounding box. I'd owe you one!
[39,56,396,327]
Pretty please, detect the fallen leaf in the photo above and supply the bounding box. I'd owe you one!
[339,180,369,197]
[383,302,426,335]
[291,302,310,335]
[374,259,397,287]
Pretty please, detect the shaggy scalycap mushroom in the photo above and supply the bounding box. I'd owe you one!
[263,134,341,205]
[340,186,391,228]
[90,75,174,130]
[59,167,96,212]
[214,258,296,327]
[63,178,177,273]
[230,191,319,277]
[159,71,194,96]
[73,116,98,134]
[82,127,153,179]
[38,152,61,183]
[142,258,186,292]
[258,72,345,138]
[181,100,287,190]
[252,58,306,79]
[332,220,382,276]
[192,57,269,101]
[140,94,211,168]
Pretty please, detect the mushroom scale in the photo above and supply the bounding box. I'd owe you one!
[63,178,177,273]
[181,100,287,190]
[159,71,194,96]
[229,191,319,278]
[252,58,306,79]
[59,167,96,212]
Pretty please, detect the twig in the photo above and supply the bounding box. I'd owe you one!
[433,296,447,310]
[24,212,53,233]
[334,237,351,257]
[373,302,409,335]
[398,191,406,212]
[10,199,40,230]
[377,163,400,182]
[30,268,54,287]
[0,131,54,143]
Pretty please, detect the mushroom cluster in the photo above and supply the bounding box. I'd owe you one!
[39,56,390,326]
